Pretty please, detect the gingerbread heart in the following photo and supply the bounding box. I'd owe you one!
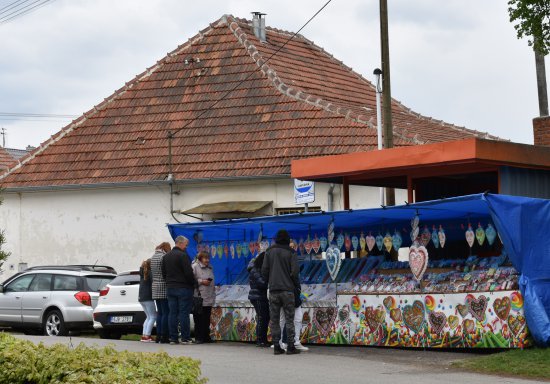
[409,243,429,281]
[336,233,345,250]
[403,300,425,334]
[351,236,359,251]
[448,315,459,330]
[493,297,511,321]
[326,245,342,281]
[383,233,393,252]
[304,238,312,254]
[420,226,431,247]
[431,228,440,248]
[312,236,321,254]
[428,311,447,334]
[236,243,242,257]
[390,308,403,323]
[365,306,386,332]
[241,241,249,257]
[468,295,488,322]
[485,224,497,246]
[359,233,366,252]
[383,296,396,310]
[476,224,486,246]
[210,244,217,258]
[344,234,352,252]
[508,314,526,337]
[338,304,351,324]
[366,234,376,252]
[230,243,235,259]
[392,231,402,251]
[375,234,384,251]
[217,243,223,258]
[438,226,446,248]
[463,319,475,334]
[319,236,328,251]
[465,225,475,248]
[313,307,337,336]
[456,304,469,317]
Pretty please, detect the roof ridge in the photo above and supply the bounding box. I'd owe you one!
[0,16,228,181]
[226,16,419,145]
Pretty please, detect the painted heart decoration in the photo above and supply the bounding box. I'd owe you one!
[211,244,217,258]
[420,226,431,247]
[338,304,351,324]
[236,243,242,258]
[217,243,223,258]
[428,311,447,334]
[403,300,425,334]
[383,233,393,252]
[390,308,403,323]
[508,314,526,337]
[319,236,328,251]
[431,228,440,248]
[456,304,469,317]
[344,234,352,252]
[313,307,337,337]
[241,241,249,257]
[210,307,223,328]
[383,296,396,310]
[366,234,376,252]
[364,306,386,333]
[410,226,419,242]
[468,295,488,322]
[304,238,312,254]
[237,319,249,340]
[462,319,475,334]
[375,234,384,251]
[392,231,402,251]
[351,236,359,251]
[248,241,255,257]
[336,233,345,250]
[485,224,497,246]
[325,245,342,281]
[493,297,511,321]
[218,312,233,337]
[438,226,446,248]
[359,233,366,252]
[476,224,486,246]
[409,243,429,281]
[465,224,475,248]
[312,236,321,254]
[230,243,235,259]
[448,315,459,330]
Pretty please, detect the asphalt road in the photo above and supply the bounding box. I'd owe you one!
[12,335,545,384]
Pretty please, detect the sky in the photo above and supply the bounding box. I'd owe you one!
[0,0,547,150]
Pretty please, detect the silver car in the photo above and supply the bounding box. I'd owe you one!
[0,265,115,336]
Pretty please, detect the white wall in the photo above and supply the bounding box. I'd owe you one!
[0,179,405,280]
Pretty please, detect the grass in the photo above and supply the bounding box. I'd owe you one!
[452,347,550,380]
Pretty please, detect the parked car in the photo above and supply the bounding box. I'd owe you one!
[93,270,195,339]
[0,265,116,336]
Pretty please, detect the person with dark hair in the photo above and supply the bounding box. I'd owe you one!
[261,229,301,355]
[151,242,171,344]
[138,258,156,342]
[248,250,270,347]
[192,252,215,344]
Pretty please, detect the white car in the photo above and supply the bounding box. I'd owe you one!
[93,271,194,339]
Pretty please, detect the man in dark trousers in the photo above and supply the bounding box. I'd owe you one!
[162,235,196,344]
[261,229,301,355]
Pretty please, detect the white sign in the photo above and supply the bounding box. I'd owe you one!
[294,179,315,204]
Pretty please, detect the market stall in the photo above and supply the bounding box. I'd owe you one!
[168,193,550,348]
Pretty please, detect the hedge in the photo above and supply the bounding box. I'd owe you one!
[0,333,206,383]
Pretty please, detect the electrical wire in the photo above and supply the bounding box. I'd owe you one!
[0,112,77,118]
[170,0,333,139]
[0,0,54,24]
[0,0,31,15]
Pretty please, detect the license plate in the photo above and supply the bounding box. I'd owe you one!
[110,315,133,324]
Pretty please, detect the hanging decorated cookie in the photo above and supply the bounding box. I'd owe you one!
[420,226,431,247]
[351,235,359,251]
[465,224,475,248]
[476,223,486,246]
[486,223,497,246]
[248,241,255,257]
[366,233,376,252]
[344,233,352,252]
[411,214,420,232]
[236,242,242,258]
[336,232,345,250]
[360,232,366,252]
[211,244,217,258]
[409,242,429,281]
[438,225,446,248]
[375,233,384,252]
[410,226,419,242]
[305,236,313,254]
[319,236,328,252]
[325,245,342,281]
[230,242,235,259]
[217,243,223,258]
[241,241,249,257]
[383,232,393,252]
[431,226,439,248]
[392,230,402,250]
[312,234,321,254]
[224,243,229,258]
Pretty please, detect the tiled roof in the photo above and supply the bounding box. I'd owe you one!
[0,147,16,173]
[0,15,501,188]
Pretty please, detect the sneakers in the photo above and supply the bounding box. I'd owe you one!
[294,342,309,351]
[181,339,194,345]
[273,345,285,355]
[169,340,179,345]
[270,342,287,350]
[140,335,155,343]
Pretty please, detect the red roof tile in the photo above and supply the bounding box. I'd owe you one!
[0,15,501,188]
[0,147,17,174]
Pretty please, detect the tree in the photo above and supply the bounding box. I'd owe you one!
[508,0,550,116]
[0,194,10,274]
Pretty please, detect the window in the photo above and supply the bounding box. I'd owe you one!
[85,276,115,292]
[29,274,52,291]
[109,273,140,287]
[5,274,35,292]
[53,275,79,291]
[276,206,321,215]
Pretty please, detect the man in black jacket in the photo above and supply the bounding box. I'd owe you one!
[261,229,301,355]
[162,235,196,344]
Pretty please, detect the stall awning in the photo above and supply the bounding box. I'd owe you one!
[181,201,272,214]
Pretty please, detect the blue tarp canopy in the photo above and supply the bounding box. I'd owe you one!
[168,193,550,346]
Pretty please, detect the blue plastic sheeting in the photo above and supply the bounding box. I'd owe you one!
[168,193,550,346]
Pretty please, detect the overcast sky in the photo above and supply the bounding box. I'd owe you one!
[0,0,547,149]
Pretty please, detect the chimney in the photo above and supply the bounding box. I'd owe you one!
[533,116,550,146]
[251,12,266,42]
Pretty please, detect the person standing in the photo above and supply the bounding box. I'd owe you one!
[138,258,156,342]
[162,235,196,344]
[248,251,270,347]
[261,229,301,355]
[191,252,215,344]
[151,242,171,344]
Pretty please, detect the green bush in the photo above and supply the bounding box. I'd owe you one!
[0,333,206,383]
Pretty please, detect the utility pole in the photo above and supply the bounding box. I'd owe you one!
[1,127,5,147]
[379,0,395,206]
[535,48,549,116]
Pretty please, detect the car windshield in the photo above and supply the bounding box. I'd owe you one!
[86,276,115,291]
[109,273,140,286]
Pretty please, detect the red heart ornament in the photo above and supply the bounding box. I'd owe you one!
[493,297,511,321]
[448,315,459,330]
[428,311,447,334]
[409,244,429,281]
[403,300,425,334]
[366,234,375,252]
[508,314,526,337]
[456,304,469,317]
[313,307,337,337]
[390,308,403,323]
[463,319,475,334]
[468,295,488,322]
[365,306,386,332]
[312,236,321,254]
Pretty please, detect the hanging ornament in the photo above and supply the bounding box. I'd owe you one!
[431,226,440,248]
[224,243,229,258]
[465,224,475,248]
[438,226,446,248]
[359,232,366,252]
[409,242,429,281]
[336,232,345,250]
[392,230,402,250]
[486,224,497,246]
[241,241,249,257]
[475,223,486,246]
[410,226,420,242]
[299,238,305,255]
[312,234,321,254]
[319,236,328,252]
[325,245,342,281]
[305,235,313,255]
[344,233,352,252]
[383,232,393,252]
[327,221,335,244]
[230,243,236,259]
[236,242,242,258]
[248,241,256,257]
[351,235,359,251]
[375,233,384,252]
[217,243,223,258]
[420,226,431,247]
[210,244,217,258]
[366,233,376,252]
[411,214,420,232]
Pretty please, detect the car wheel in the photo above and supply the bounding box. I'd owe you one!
[98,329,121,340]
[44,310,67,336]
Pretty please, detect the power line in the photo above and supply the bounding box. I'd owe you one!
[171,0,333,139]
[0,0,54,24]
[0,0,31,15]
[0,112,78,118]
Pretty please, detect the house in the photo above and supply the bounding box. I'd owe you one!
[0,147,17,173]
[0,14,498,277]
